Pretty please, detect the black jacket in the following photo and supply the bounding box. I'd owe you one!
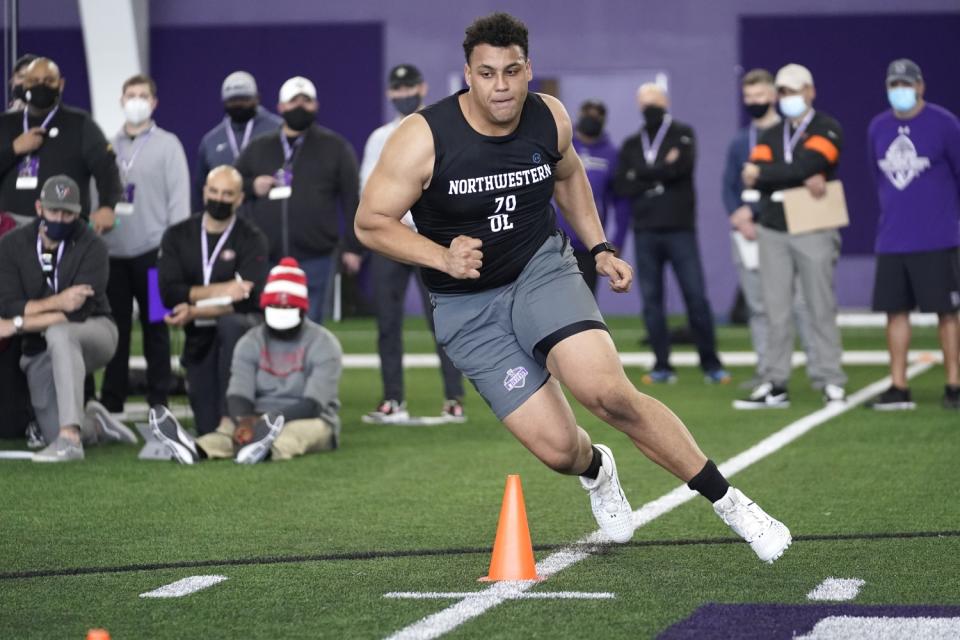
[614,119,697,232]
[750,110,843,231]
[0,218,112,354]
[0,104,123,218]
[234,124,361,262]
[157,213,269,365]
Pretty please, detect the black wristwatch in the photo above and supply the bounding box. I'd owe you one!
[590,241,617,258]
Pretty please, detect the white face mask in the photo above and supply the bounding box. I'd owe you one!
[778,94,808,119]
[265,306,301,331]
[123,97,153,126]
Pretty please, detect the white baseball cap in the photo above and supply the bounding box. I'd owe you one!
[775,64,814,91]
[279,76,317,103]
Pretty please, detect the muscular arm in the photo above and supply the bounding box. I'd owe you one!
[541,94,607,250]
[354,115,478,278]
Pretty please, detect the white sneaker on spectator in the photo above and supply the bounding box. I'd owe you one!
[713,487,791,564]
[32,436,84,463]
[362,399,410,424]
[235,413,286,464]
[822,384,846,406]
[25,421,46,450]
[149,405,199,464]
[86,400,137,444]
[580,444,634,543]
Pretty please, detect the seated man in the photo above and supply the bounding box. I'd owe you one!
[157,165,269,434]
[0,175,136,462]
[149,257,343,464]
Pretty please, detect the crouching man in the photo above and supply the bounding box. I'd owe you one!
[149,258,343,464]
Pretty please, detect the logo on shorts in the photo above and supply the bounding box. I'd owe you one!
[503,367,529,391]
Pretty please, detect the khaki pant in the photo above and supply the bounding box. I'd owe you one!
[197,416,335,461]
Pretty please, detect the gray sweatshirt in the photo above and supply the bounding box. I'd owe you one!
[227,319,343,436]
[103,123,190,258]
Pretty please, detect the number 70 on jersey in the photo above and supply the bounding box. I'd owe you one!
[488,195,516,232]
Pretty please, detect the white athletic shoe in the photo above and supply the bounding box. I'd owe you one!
[235,413,286,464]
[32,436,84,463]
[86,400,138,444]
[361,399,410,424]
[149,405,199,465]
[713,487,791,564]
[580,444,634,543]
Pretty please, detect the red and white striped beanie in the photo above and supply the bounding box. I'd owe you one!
[259,257,309,310]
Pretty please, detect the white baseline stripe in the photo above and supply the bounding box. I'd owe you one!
[384,361,933,640]
[139,575,228,598]
[128,350,941,371]
[385,592,615,600]
[807,577,866,601]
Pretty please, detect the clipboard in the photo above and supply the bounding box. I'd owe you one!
[782,180,849,234]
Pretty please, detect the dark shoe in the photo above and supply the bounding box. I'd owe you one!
[733,382,790,409]
[866,386,915,411]
[943,385,960,410]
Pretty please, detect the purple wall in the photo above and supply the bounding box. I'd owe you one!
[17,0,960,317]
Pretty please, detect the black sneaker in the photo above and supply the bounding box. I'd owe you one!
[943,385,960,410]
[732,382,790,409]
[866,386,915,411]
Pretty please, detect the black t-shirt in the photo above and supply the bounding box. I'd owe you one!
[412,90,562,293]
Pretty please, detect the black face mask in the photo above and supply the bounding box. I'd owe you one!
[282,107,315,131]
[642,105,666,129]
[745,102,771,119]
[576,115,603,138]
[205,199,234,221]
[225,104,257,124]
[26,84,60,110]
[391,95,421,117]
[42,217,78,242]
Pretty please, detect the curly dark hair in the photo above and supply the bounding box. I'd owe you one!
[462,12,529,63]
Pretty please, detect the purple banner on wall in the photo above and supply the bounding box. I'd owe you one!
[740,13,960,255]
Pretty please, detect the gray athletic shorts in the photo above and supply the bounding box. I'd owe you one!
[431,232,607,420]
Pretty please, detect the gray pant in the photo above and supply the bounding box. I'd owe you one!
[731,233,818,382]
[757,226,846,389]
[21,316,118,443]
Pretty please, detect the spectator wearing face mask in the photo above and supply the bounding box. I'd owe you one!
[235,75,362,323]
[192,71,282,212]
[358,64,466,425]
[555,99,631,293]
[95,74,190,416]
[0,57,122,231]
[0,175,137,462]
[615,83,729,385]
[157,165,269,434]
[148,257,343,464]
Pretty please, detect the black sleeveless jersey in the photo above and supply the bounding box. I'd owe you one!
[412,90,562,293]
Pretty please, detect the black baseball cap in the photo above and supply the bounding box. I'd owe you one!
[40,175,82,214]
[886,59,922,85]
[388,64,423,88]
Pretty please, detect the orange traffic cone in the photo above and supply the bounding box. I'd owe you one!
[479,474,542,581]
[86,630,110,640]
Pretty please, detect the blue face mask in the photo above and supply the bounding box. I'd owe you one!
[888,86,917,112]
[778,94,808,119]
[42,217,77,241]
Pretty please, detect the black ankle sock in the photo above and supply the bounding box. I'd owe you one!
[687,459,730,503]
[580,446,603,480]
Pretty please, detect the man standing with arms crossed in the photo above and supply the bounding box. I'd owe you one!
[355,12,790,563]
[866,59,960,410]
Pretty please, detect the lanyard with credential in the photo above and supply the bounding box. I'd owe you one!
[783,109,816,165]
[36,233,66,293]
[224,117,254,159]
[21,105,59,167]
[280,132,304,171]
[748,124,757,154]
[200,217,237,286]
[640,115,672,166]
[117,125,156,180]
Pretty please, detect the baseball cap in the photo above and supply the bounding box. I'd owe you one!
[279,76,317,103]
[39,175,82,214]
[260,257,309,310]
[886,58,922,84]
[775,64,814,91]
[221,71,258,101]
[388,64,423,88]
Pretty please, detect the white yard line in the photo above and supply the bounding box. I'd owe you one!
[139,575,228,598]
[384,361,934,640]
[807,578,866,601]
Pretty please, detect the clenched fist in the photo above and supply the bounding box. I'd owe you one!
[443,235,483,280]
